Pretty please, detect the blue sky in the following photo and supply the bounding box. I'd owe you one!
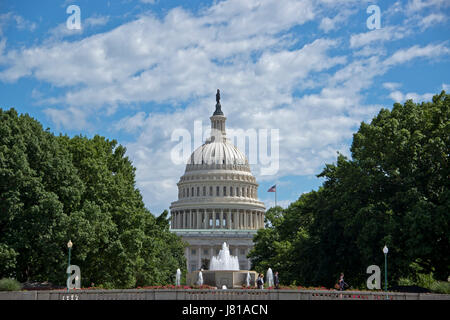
[1,0,449,215]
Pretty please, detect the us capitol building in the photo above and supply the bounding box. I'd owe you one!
[170,90,266,272]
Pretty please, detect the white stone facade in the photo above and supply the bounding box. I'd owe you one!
[170,93,265,272]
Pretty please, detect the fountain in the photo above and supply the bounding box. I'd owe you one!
[175,268,181,286]
[267,268,273,287]
[209,242,239,270]
[186,242,258,288]
[197,271,203,286]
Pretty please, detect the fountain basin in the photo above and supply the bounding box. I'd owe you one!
[187,270,258,288]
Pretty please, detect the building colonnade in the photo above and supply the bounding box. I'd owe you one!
[171,209,264,230]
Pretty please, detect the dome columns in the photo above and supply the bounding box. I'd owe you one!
[171,209,264,230]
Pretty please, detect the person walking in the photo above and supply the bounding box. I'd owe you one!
[274,272,280,289]
[338,273,348,291]
[257,273,264,289]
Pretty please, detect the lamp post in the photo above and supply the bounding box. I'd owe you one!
[67,240,73,292]
[383,245,388,298]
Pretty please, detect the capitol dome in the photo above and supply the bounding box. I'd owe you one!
[188,141,248,166]
[170,89,265,272]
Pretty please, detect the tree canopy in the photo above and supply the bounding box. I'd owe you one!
[0,108,186,288]
[249,91,449,288]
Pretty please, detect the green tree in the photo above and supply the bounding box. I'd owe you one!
[250,91,450,287]
[0,108,186,287]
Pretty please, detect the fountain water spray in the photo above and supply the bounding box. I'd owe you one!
[246,272,251,287]
[267,268,273,287]
[209,242,239,270]
[175,268,181,286]
[197,271,203,286]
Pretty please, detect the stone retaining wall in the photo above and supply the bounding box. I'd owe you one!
[0,289,449,300]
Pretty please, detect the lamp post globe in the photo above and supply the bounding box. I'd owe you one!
[67,240,73,291]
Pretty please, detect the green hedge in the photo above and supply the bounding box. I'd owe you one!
[0,278,21,291]
[430,281,450,294]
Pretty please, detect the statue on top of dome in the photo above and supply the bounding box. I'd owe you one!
[214,89,224,115]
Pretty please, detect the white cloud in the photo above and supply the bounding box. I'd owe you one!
[47,22,82,39]
[0,38,6,60]
[350,26,410,48]
[352,45,386,57]
[384,43,450,66]
[47,15,110,40]
[114,111,148,133]
[85,15,110,27]
[43,107,90,131]
[418,13,447,30]
[406,0,449,14]
[202,0,315,38]
[388,90,434,102]
[384,1,404,18]
[386,0,450,34]
[0,12,36,36]
[319,9,356,33]
[383,82,402,90]
[12,14,37,32]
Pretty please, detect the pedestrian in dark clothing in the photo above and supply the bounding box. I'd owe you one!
[274,272,280,289]
[257,274,264,289]
[338,273,348,291]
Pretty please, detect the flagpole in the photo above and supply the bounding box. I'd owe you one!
[275,186,277,207]
[268,185,277,208]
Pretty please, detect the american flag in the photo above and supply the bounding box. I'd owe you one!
[267,185,276,192]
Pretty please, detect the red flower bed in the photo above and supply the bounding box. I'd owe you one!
[136,284,216,290]
[240,285,331,290]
